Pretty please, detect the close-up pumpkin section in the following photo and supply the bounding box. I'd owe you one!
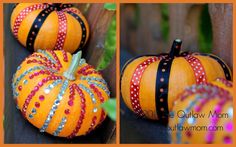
[121,39,231,122]
[120,3,233,144]
[4,3,116,144]
[11,3,89,53]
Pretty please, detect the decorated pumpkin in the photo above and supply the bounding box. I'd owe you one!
[120,39,231,122]
[11,3,89,53]
[12,50,110,138]
[169,78,233,144]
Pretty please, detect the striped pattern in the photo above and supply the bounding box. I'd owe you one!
[130,57,159,117]
[13,3,48,38]
[54,11,67,50]
[184,54,207,84]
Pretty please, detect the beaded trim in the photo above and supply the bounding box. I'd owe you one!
[216,78,233,87]
[40,79,69,132]
[173,84,232,144]
[12,66,56,97]
[53,117,67,136]
[44,79,62,94]
[87,81,110,96]
[175,96,200,143]
[80,76,108,86]
[67,84,86,138]
[37,49,57,64]
[22,75,63,117]
[79,84,96,104]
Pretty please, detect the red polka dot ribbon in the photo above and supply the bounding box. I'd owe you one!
[13,4,48,39]
[130,57,161,117]
[184,54,207,84]
[54,11,67,50]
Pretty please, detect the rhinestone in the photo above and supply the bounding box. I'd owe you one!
[23,79,28,84]
[44,88,50,94]
[29,114,33,119]
[93,107,98,113]
[31,108,36,114]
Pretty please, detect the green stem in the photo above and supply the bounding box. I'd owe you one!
[63,51,82,80]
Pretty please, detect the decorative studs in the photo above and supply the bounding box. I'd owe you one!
[93,107,98,113]
[39,95,45,101]
[160,98,164,102]
[18,85,22,91]
[64,109,70,115]
[35,102,40,108]
[160,78,164,82]
[160,88,164,92]
[44,88,50,94]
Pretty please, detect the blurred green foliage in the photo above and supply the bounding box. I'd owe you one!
[101,99,116,121]
[199,5,212,53]
[159,4,212,52]
[160,4,169,42]
[97,5,116,70]
[104,3,116,11]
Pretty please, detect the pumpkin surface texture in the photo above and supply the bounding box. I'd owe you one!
[120,39,231,122]
[11,3,89,53]
[169,78,233,144]
[12,50,110,138]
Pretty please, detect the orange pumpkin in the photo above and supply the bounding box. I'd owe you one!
[169,78,233,144]
[12,50,110,138]
[120,39,231,122]
[11,3,89,53]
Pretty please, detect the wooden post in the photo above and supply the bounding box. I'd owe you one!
[208,4,233,69]
[84,4,115,67]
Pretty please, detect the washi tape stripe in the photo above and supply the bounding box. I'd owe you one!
[184,54,207,84]
[199,53,232,80]
[63,9,87,53]
[130,57,159,117]
[155,58,173,123]
[54,11,67,50]
[13,3,48,38]
[26,6,54,51]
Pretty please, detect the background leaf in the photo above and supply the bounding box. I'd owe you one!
[104,3,116,11]
[101,99,116,121]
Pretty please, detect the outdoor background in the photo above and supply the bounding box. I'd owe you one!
[4,3,116,143]
[120,3,233,143]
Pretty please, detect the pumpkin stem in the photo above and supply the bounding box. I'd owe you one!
[63,51,82,80]
[169,39,182,58]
